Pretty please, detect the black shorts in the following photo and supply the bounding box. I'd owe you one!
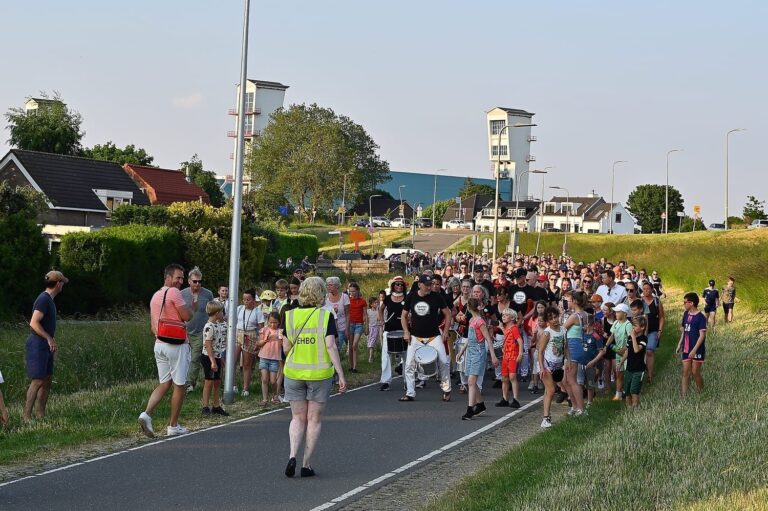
[723,303,734,313]
[704,306,716,314]
[26,337,54,379]
[201,355,222,380]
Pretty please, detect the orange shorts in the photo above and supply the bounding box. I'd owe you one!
[501,343,520,378]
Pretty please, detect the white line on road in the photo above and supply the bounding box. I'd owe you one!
[308,396,544,511]
[0,378,387,489]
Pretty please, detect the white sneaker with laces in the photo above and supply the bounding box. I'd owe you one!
[138,412,154,438]
[598,378,605,390]
[167,424,189,436]
[185,384,194,394]
[541,416,552,428]
[528,381,535,391]
[567,407,576,416]
[241,390,250,397]
[574,409,586,417]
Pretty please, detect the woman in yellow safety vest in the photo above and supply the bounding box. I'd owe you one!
[281,276,346,478]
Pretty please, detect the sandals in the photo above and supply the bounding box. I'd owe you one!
[258,400,268,407]
[442,392,451,402]
[271,396,281,404]
[398,395,415,402]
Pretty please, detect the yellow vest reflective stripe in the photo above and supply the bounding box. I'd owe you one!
[284,307,334,380]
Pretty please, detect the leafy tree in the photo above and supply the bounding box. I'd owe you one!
[247,103,390,221]
[727,216,745,228]
[83,141,154,165]
[421,199,454,227]
[242,187,289,226]
[626,184,684,234]
[459,177,495,198]
[357,188,394,206]
[179,154,226,207]
[742,195,766,223]
[4,91,84,155]
[679,216,707,232]
[0,182,48,220]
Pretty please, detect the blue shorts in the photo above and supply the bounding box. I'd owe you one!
[567,338,589,365]
[26,336,54,379]
[337,330,348,352]
[350,322,364,335]
[646,331,660,352]
[259,358,280,373]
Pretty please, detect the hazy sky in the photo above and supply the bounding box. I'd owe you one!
[1,1,764,221]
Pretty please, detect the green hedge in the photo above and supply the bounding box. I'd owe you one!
[0,215,51,320]
[182,229,268,290]
[58,225,183,312]
[111,204,169,226]
[274,231,319,262]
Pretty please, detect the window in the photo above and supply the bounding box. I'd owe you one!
[491,145,509,157]
[615,213,622,223]
[483,208,500,217]
[543,222,555,230]
[245,116,254,134]
[490,120,506,135]
[587,229,599,234]
[245,92,255,112]
[506,208,525,218]
[545,204,556,214]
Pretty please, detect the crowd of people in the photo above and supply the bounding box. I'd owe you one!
[2,251,739,475]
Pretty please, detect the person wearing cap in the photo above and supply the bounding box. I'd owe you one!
[399,274,453,402]
[260,289,278,315]
[596,302,632,400]
[702,279,720,331]
[23,270,68,422]
[182,267,214,393]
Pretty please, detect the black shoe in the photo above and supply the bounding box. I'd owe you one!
[532,387,539,394]
[554,391,567,404]
[462,406,474,420]
[511,399,521,409]
[350,368,358,373]
[301,467,316,477]
[380,383,390,391]
[285,457,297,477]
[493,380,502,388]
[211,406,230,417]
[201,406,211,415]
[495,399,510,407]
[395,365,403,375]
[473,402,487,416]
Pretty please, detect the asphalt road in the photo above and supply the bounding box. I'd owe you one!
[412,229,467,254]
[0,373,541,511]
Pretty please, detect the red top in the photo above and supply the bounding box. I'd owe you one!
[349,297,368,323]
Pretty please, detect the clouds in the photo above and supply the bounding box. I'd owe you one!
[172,93,204,109]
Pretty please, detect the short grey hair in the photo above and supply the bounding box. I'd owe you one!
[472,284,489,302]
[299,277,326,307]
[189,267,202,279]
[325,276,341,287]
[447,277,461,289]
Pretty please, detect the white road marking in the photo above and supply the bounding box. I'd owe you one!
[308,396,544,511]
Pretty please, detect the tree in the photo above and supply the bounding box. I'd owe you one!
[421,199,454,227]
[626,184,684,234]
[742,195,766,223]
[83,141,154,165]
[679,216,707,232]
[179,154,226,207]
[459,177,495,198]
[727,215,745,228]
[0,182,48,220]
[247,104,390,221]
[4,91,84,155]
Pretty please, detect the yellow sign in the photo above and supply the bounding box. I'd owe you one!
[693,205,701,216]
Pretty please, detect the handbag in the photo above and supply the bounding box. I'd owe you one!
[156,288,187,345]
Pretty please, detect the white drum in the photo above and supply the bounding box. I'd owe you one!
[493,334,504,359]
[414,345,439,379]
[454,338,467,373]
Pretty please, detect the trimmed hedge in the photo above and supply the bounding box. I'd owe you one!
[58,225,183,313]
[274,231,319,262]
[182,229,268,290]
[0,215,51,320]
[111,204,169,226]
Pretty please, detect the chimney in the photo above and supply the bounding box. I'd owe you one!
[587,190,597,198]
[185,166,192,184]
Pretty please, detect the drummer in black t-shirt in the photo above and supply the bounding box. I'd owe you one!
[508,268,536,377]
[400,274,453,402]
[379,276,407,391]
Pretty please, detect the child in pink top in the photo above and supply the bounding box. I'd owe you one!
[257,312,283,405]
[366,297,382,363]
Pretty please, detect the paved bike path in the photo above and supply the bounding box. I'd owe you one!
[0,377,539,511]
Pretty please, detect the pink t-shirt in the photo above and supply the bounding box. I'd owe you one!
[258,327,282,361]
[470,317,488,344]
[150,286,186,342]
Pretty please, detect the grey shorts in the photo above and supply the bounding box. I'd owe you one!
[576,364,597,389]
[284,376,333,403]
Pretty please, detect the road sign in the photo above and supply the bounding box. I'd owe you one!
[676,212,686,217]
[482,238,492,250]
[693,205,701,215]
[456,197,462,205]
[399,204,405,216]
[417,206,423,218]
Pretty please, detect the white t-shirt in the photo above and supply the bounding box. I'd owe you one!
[596,283,628,305]
[236,305,264,331]
[202,321,228,357]
[324,292,351,330]
[0,368,4,384]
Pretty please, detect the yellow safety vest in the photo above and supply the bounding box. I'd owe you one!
[284,307,334,380]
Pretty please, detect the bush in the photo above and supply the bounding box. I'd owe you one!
[111,203,169,226]
[58,225,183,313]
[181,229,268,290]
[274,231,319,262]
[0,215,51,320]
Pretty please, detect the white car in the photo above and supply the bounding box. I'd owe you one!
[383,248,424,259]
[371,216,391,227]
[747,219,768,229]
[390,217,411,228]
[443,219,472,230]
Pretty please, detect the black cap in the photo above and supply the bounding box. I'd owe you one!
[419,274,433,285]
[515,268,527,279]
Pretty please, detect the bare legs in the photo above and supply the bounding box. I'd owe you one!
[681,361,704,397]
[349,333,361,370]
[23,375,52,421]
[566,362,585,411]
[288,399,326,469]
[143,380,185,427]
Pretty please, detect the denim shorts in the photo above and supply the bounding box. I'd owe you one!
[259,358,280,373]
[646,331,659,352]
[337,330,348,352]
[350,322,364,335]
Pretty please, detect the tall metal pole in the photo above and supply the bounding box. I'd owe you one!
[551,186,569,256]
[223,0,251,405]
[340,173,348,225]
[398,185,406,219]
[725,129,746,230]
[665,149,682,234]
[512,169,545,257]
[431,168,446,228]
[610,160,627,234]
[369,194,380,256]
[535,166,552,256]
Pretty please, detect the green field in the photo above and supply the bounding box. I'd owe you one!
[427,229,768,510]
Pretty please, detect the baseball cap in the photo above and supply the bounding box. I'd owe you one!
[45,270,69,283]
[614,303,630,314]
[515,268,527,279]
[419,274,433,285]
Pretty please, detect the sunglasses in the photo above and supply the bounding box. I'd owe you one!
[584,280,592,283]
[626,288,637,292]
[191,280,202,284]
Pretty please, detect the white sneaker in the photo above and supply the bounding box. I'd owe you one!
[185,384,194,394]
[598,378,605,390]
[278,395,286,403]
[233,386,239,393]
[167,424,189,436]
[138,412,154,438]
[241,390,250,397]
[567,407,576,416]
[574,409,586,417]
[527,381,535,391]
[540,416,552,428]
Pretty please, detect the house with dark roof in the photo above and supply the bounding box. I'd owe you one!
[349,197,414,220]
[442,193,495,228]
[123,164,209,205]
[538,192,635,234]
[474,199,542,233]
[0,149,150,241]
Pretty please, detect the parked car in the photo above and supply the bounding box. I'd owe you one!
[371,216,391,227]
[390,217,411,228]
[543,227,562,232]
[747,218,768,229]
[443,219,472,230]
[353,217,370,227]
[414,218,433,228]
[708,223,726,231]
[383,248,425,259]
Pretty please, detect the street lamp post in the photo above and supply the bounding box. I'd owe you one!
[398,185,406,220]
[492,123,537,260]
[369,194,381,256]
[535,166,553,256]
[340,173,349,225]
[610,160,628,234]
[725,128,746,230]
[432,168,446,228]
[665,150,682,234]
[511,169,546,256]
[550,185,569,256]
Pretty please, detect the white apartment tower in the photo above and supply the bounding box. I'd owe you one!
[486,107,536,202]
[228,79,289,173]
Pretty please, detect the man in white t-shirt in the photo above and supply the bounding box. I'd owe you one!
[596,269,628,305]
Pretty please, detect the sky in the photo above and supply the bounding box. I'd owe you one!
[1,1,765,222]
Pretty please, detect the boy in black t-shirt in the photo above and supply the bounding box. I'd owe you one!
[621,316,648,408]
